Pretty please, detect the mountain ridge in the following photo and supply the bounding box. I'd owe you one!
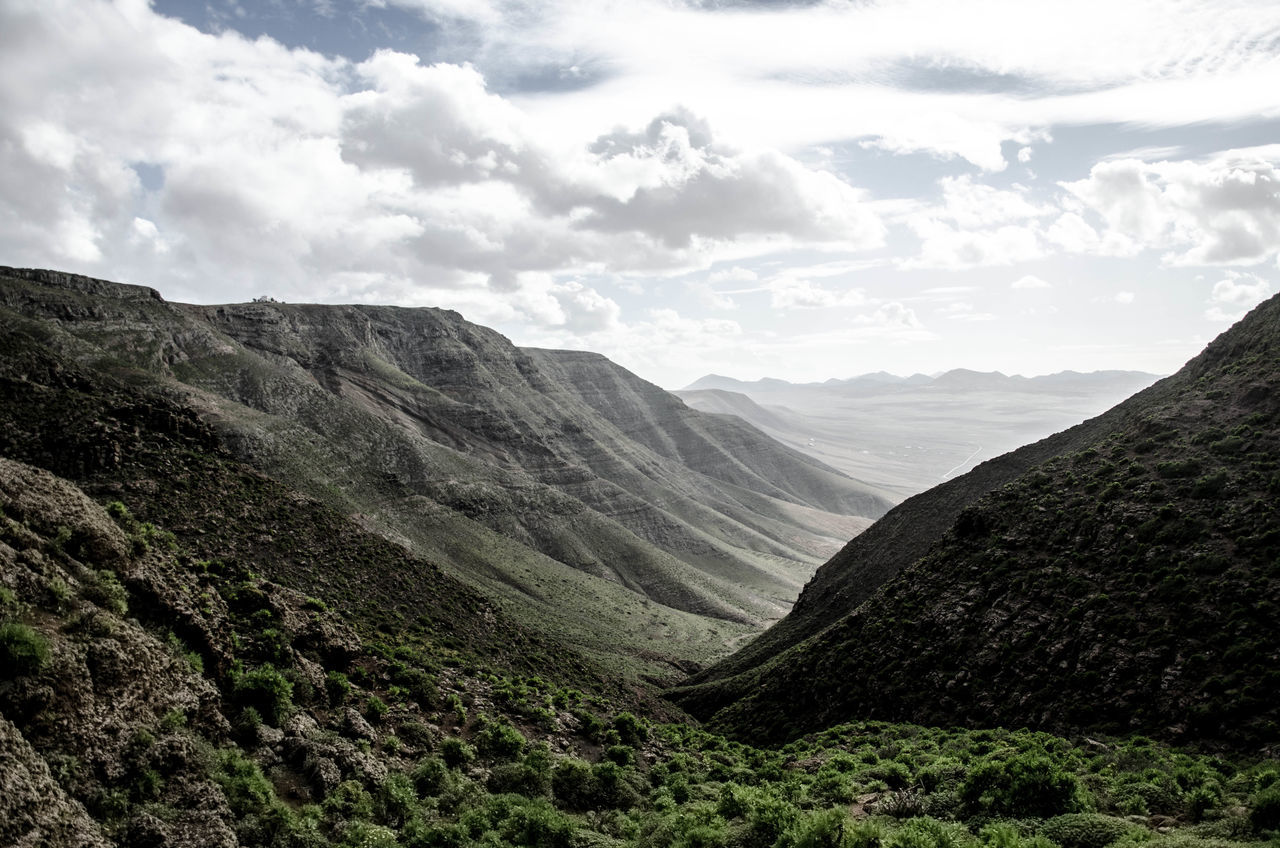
[0,266,887,678]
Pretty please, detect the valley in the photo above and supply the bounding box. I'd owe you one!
[1,267,1277,848]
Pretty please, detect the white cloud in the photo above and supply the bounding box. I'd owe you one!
[688,280,737,310]
[1061,153,1280,267]
[905,219,1044,270]
[900,175,1051,269]
[765,276,868,310]
[1205,271,1273,321]
[0,0,891,317]
[851,302,929,334]
[1011,275,1051,289]
[708,266,758,284]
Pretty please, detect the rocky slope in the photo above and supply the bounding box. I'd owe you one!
[671,293,1280,751]
[0,266,889,675]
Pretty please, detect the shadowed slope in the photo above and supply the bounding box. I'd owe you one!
[672,293,1280,750]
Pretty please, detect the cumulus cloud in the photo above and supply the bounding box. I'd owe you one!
[0,0,884,314]
[1061,153,1280,266]
[902,176,1051,269]
[1205,271,1273,322]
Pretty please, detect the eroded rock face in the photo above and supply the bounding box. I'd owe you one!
[0,715,111,848]
[0,460,129,569]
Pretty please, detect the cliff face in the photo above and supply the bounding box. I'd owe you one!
[0,266,888,675]
[672,293,1280,751]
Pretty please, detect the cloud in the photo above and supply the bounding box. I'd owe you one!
[1011,274,1051,289]
[1061,152,1280,266]
[1205,271,1273,321]
[0,0,887,317]
[851,302,929,335]
[765,276,868,310]
[901,175,1051,269]
[389,0,1280,173]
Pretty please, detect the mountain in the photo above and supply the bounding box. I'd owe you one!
[671,292,1280,750]
[0,267,888,680]
[3,268,1279,848]
[677,368,1161,499]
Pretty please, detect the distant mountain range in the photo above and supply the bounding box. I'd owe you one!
[685,368,1160,395]
[671,291,1280,750]
[678,368,1162,499]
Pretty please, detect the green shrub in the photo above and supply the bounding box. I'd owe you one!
[212,748,276,818]
[322,779,374,823]
[476,719,525,761]
[960,753,1083,818]
[440,737,475,769]
[1041,814,1137,848]
[1251,785,1280,833]
[413,756,450,797]
[551,759,596,811]
[377,772,418,827]
[391,665,438,709]
[613,711,647,745]
[325,670,352,706]
[0,621,50,677]
[790,808,853,848]
[888,817,977,848]
[233,664,294,726]
[83,570,128,616]
[496,798,575,848]
[605,744,635,766]
[365,694,389,724]
[399,720,436,751]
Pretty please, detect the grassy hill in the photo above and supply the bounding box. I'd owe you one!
[671,293,1280,750]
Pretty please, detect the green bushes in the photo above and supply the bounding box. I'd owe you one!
[0,621,50,676]
[232,664,294,726]
[1040,814,1137,848]
[475,718,525,761]
[959,752,1083,818]
[440,737,476,770]
[83,569,128,616]
[1250,784,1280,833]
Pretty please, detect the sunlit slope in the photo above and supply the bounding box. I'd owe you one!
[0,266,889,673]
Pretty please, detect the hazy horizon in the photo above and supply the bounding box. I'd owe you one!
[3,0,1277,389]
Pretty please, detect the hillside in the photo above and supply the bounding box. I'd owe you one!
[0,267,888,677]
[7,460,1280,848]
[3,270,1280,848]
[671,293,1280,750]
[677,369,1159,498]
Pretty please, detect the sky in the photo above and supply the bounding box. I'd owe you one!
[2,0,1279,388]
